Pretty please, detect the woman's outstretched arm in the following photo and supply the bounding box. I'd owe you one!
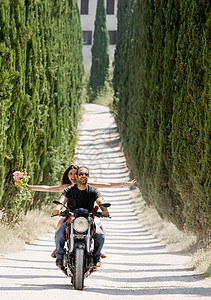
[27,184,70,193]
[27,179,136,192]
[88,179,136,188]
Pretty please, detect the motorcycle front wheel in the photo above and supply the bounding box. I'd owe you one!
[74,248,85,290]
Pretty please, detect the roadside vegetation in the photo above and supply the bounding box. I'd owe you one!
[88,63,114,107]
[90,80,114,107]
[0,205,57,255]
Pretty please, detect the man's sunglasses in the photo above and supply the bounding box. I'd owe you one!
[78,172,89,177]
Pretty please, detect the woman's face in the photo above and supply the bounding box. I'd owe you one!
[68,169,77,184]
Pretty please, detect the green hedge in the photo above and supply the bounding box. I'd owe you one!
[0,0,84,221]
[113,0,210,237]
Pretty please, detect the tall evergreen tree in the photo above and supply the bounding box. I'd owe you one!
[113,0,210,238]
[0,0,84,221]
[89,0,109,99]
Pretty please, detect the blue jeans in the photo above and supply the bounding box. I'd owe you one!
[55,221,105,261]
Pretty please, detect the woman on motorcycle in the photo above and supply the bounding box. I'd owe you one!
[27,164,136,258]
[27,164,136,192]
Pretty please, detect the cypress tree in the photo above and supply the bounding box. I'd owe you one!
[0,0,12,202]
[113,0,210,237]
[171,0,210,235]
[89,0,109,99]
[0,0,84,221]
[154,0,185,229]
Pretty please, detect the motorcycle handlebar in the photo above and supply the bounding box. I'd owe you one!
[51,209,72,218]
[51,209,111,218]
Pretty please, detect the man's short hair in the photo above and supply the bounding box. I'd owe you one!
[76,166,89,175]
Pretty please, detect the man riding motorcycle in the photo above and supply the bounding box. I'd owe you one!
[53,166,109,268]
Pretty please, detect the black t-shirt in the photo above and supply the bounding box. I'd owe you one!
[61,184,101,212]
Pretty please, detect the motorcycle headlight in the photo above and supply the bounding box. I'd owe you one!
[73,217,89,233]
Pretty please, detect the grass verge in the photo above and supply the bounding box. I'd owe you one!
[131,188,211,278]
[0,205,57,255]
[91,88,113,107]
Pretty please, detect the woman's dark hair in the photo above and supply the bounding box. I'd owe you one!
[61,164,78,184]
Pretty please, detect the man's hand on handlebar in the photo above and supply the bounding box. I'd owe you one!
[53,202,63,216]
[101,210,109,217]
[53,209,61,216]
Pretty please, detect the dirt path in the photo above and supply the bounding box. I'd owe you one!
[0,103,210,299]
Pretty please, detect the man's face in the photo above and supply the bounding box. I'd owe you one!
[77,167,89,185]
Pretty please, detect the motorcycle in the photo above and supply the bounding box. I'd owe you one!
[52,200,111,290]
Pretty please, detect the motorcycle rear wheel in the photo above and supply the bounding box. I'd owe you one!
[74,248,85,290]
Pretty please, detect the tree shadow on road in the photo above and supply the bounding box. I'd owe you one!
[83,286,211,297]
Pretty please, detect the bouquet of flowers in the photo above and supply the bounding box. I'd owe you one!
[13,171,30,192]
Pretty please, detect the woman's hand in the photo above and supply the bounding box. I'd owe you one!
[124,179,136,186]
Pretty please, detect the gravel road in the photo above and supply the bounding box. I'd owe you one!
[0,103,210,300]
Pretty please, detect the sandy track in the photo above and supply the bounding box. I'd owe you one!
[0,103,210,299]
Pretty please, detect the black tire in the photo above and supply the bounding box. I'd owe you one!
[74,248,84,290]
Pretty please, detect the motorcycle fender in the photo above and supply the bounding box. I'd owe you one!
[74,242,86,250]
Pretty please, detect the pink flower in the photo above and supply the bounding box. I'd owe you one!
[13,171,23,180]
[13,170,30,190]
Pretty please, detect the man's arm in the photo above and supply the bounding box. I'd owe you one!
[96,197,109,217]
[53,195,68,215]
